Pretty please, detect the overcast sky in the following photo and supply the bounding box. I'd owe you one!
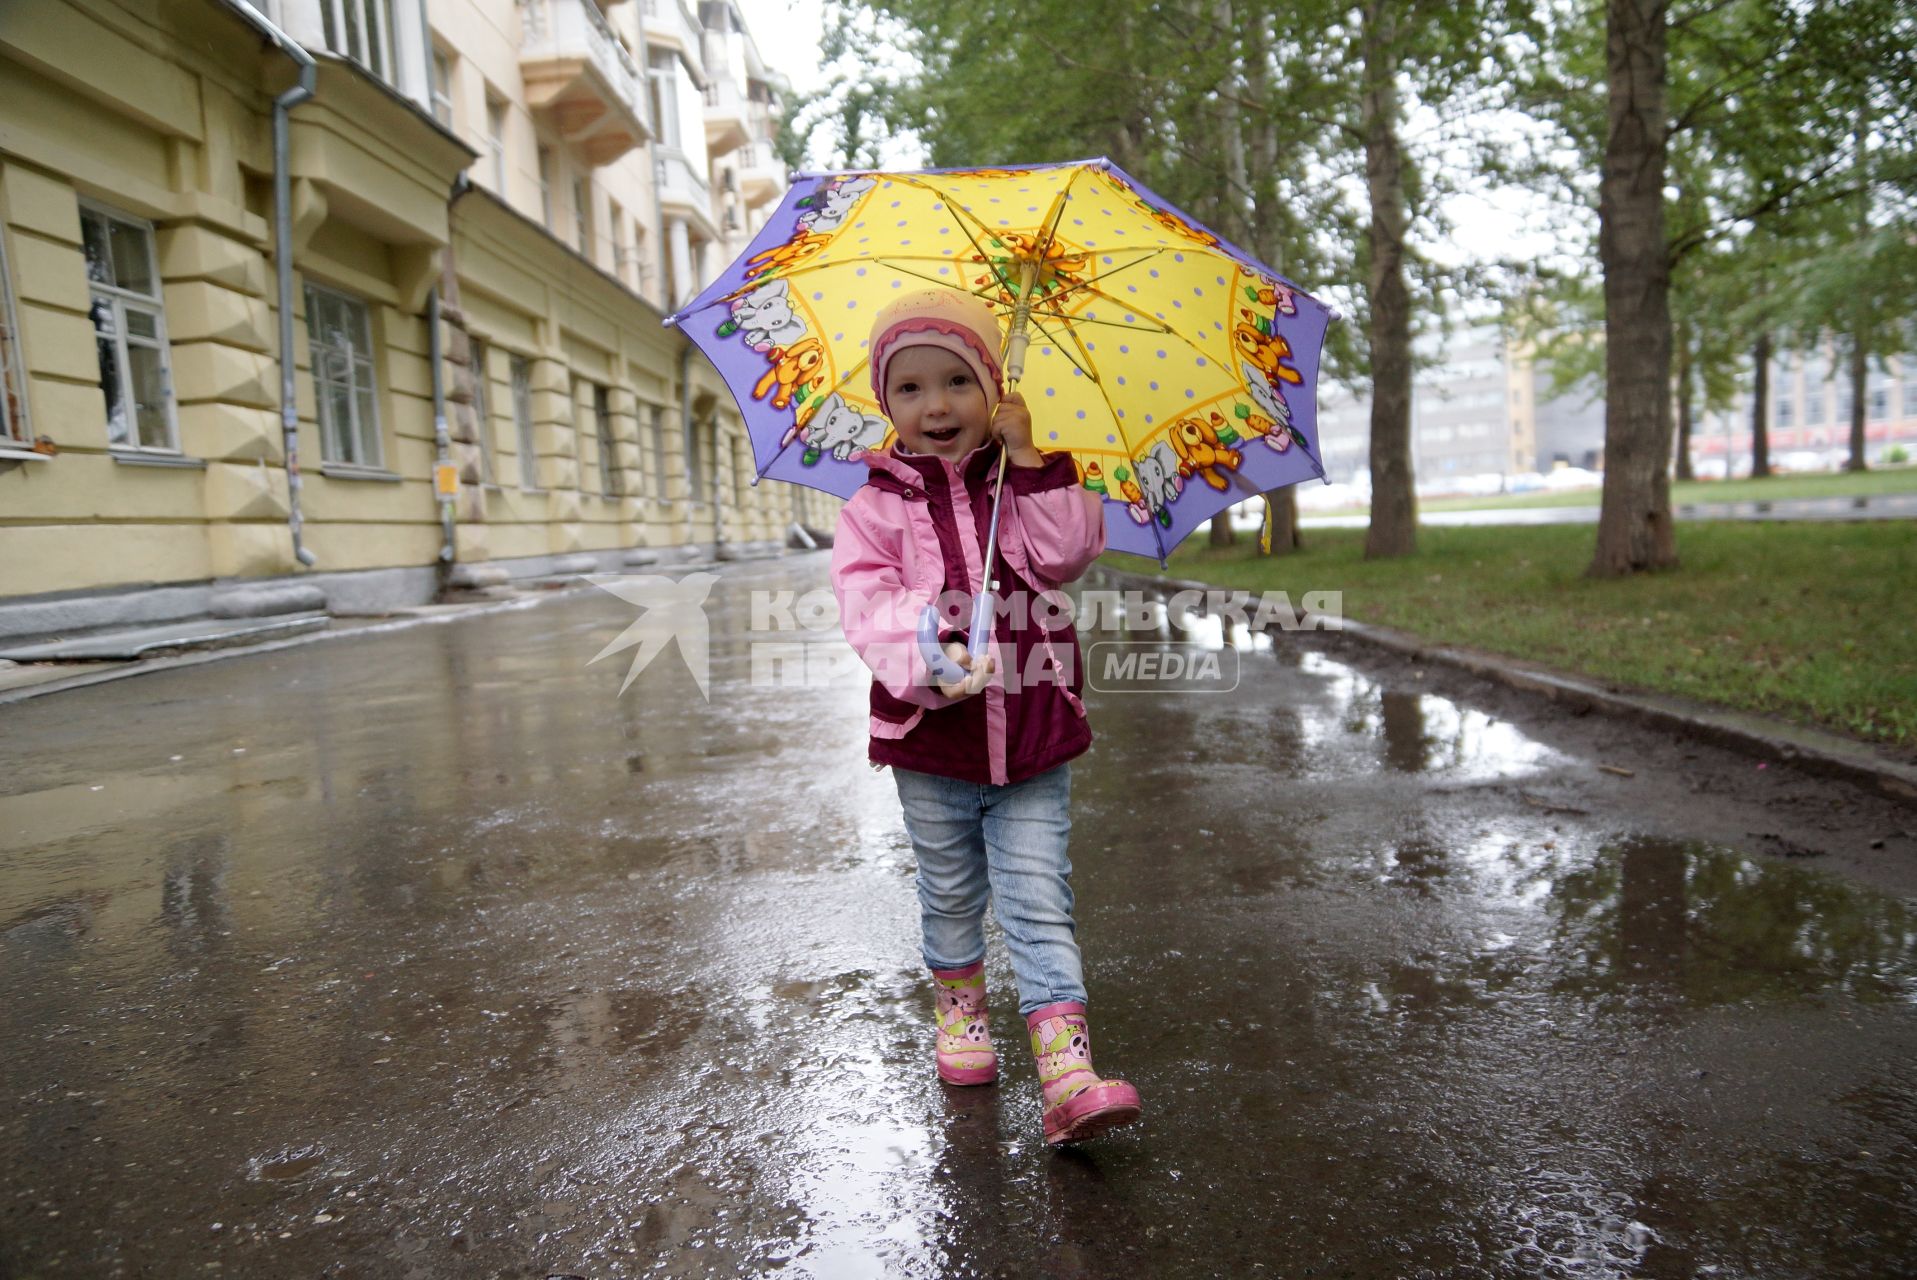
[732,1,1568,277]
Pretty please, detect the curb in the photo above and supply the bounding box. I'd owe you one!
[1100,567,1917,809]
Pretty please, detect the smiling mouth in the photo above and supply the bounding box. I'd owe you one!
[924,427,961,443]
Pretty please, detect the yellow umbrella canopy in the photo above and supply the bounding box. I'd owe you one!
[668,158,1333,561]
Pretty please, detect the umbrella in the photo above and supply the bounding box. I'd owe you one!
[667,158,1332,551]
[664,159,1334,673]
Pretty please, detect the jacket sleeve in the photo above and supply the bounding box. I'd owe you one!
[1006,450,1106,585]
[830,491,953,710]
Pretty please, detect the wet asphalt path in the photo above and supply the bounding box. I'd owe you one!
[4,553,1916,1279]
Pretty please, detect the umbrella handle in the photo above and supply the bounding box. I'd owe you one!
[916,603,968,685]
[916,593,996,687]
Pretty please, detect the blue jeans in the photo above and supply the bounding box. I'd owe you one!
[892,762,1086,1016]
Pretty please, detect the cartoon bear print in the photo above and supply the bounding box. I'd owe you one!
[1169,415,1243,491]
[752,337,827,412]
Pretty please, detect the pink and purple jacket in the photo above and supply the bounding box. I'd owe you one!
[830,441,1107,786]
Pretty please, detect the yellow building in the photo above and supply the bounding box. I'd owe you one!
[0,0,833,639]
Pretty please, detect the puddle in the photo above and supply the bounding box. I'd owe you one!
[1543,836,1917,1006]
[1296,651,1567,779]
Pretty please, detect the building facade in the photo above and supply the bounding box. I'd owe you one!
[0,0,829,638]
[1689,344,1917,477]
[1314,326,1550,489]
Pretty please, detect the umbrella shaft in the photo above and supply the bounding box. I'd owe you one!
[982,257,1041,595]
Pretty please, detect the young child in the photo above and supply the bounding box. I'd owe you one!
[829,289,1143,1146]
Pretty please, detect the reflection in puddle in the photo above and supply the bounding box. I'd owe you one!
[1546,836,1917,1006]
[1350,833,1917,1016]
[1295,651,1566,779]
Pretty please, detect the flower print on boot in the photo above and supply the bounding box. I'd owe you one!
[932,960,997,1085]
[1027,1002,1141,1144]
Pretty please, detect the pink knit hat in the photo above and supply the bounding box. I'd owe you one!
[868,289,1005,420]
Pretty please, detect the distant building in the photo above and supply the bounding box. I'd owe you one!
[1313,325,1597,488]
[1691,344,1917,476]
[0,0,829,637]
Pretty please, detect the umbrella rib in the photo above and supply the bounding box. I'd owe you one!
[1021,310,1100,388]
[886,174,1005,286]
[687,251,1007,315]
[1040,247,1175,313]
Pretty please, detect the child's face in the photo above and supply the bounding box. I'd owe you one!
[884,346,992,461]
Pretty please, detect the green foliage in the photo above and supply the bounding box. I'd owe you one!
[1513,0,1916,418]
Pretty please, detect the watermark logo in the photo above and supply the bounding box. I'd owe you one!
[588,578,1339,696]
[1086,642,1242,693]
[586,573,718,698]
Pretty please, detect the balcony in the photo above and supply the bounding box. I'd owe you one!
[703,74,750,156]
[657,147,719,238]
[736,140,786,207]
[519,0,652,165]
[641,0,702,66]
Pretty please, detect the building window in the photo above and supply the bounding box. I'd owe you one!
[610,201,629,284]
[486,96,508,193]
[322,0,396,84]
[1775,390,1794,430]
[648,404,669,499]
[0,230,28,443]
[594,383,619,496]
[1868,383,1889,421]
[686,412,706,499]
[573,178,592,258]
[648,49,681,149]
[470,336,495,486]
[537,147,555,228]
[304,283,382,467]
[430,47,455,128]
[510,353,538,490]
[82,204,177,452]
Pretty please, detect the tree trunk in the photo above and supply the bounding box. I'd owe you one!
[1847,108,1870,473]
[1360,2,1416,560]
[1238,17,1305,557]
[1674,333,1695,482]
[1209,514,1237,547]
[1847,336,1869,471]
[1590,0,1677,577]
[1749,331,1772,478]
[1262,487,1301,554]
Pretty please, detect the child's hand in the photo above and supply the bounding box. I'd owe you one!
[936,642,994,700]
[992,392,1044,467]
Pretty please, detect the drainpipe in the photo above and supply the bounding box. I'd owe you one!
[428,283,456,564]
[678,341,698,552]
[226,2,320,567]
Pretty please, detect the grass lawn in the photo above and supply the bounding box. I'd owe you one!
[1310,465,1917,517]
[1114,520,1917,749]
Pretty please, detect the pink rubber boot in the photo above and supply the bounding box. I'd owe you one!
[932,961,998,1086]
[1027,1002,1142,1144]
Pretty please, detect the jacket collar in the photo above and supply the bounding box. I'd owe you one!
[864,441,1003,489]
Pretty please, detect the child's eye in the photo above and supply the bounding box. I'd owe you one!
[950,373,972,386]
[896,380,917,394]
